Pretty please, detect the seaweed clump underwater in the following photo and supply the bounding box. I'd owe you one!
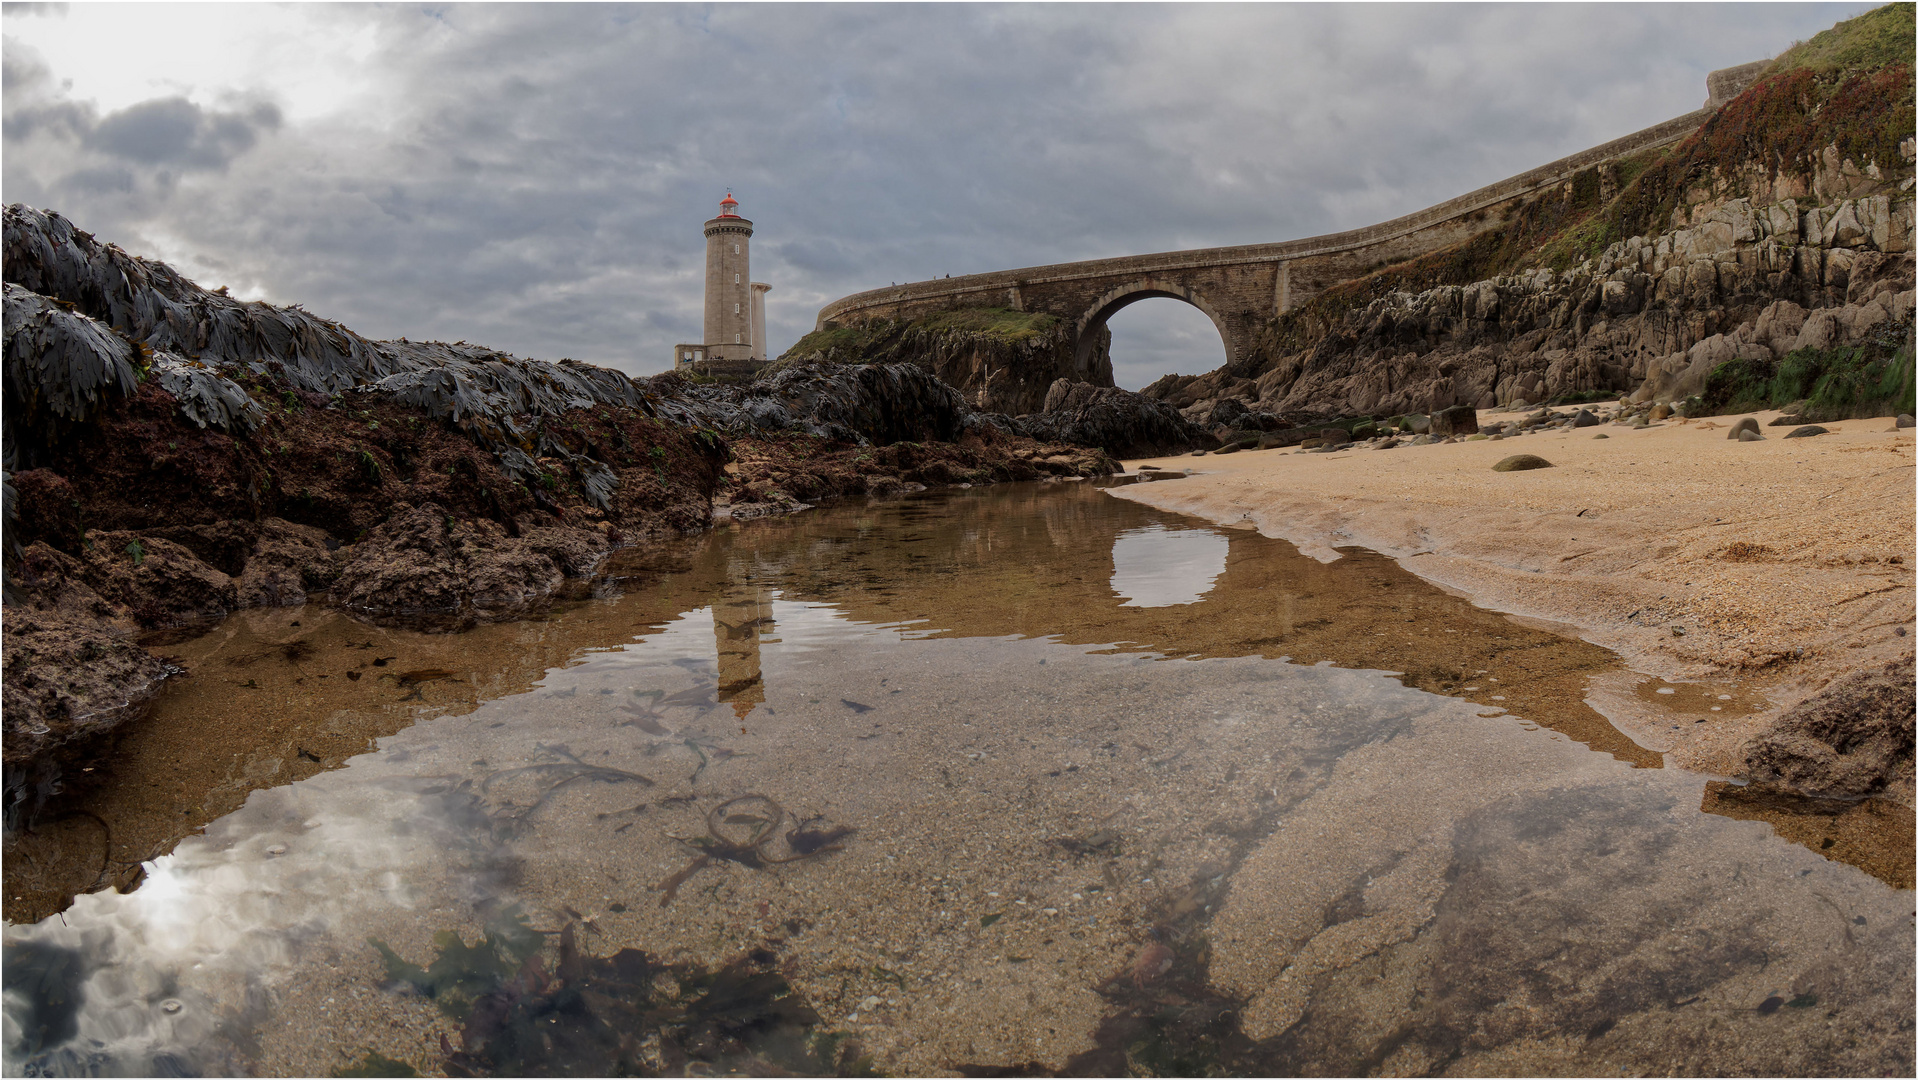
[370,913,873,1077]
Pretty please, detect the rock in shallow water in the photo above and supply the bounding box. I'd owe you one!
[1492,454,1554,472]
[1739,653,1915,801]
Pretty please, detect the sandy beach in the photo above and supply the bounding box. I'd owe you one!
[1116,408,1916,798]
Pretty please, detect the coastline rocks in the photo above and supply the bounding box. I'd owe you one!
[1739,654,1916,802]
[330,502,600,627]
[1572,409,1602,428]
[1728,417,1761,440]
[1898,414,1915,428]
[1492,454,1554,472]
[1014,380,1216,458]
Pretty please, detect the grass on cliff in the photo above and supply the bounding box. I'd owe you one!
[915,307,1060,341]
[1771,2,1915,75]
[1696,324,1916,421]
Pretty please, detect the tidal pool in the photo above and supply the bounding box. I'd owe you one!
[4,479,1912,1076]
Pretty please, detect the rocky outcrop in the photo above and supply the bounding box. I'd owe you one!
[778,309,1111,416]
[1739,654,1916,803]
[1141,190,1914,423]
[1012,380,1217,459]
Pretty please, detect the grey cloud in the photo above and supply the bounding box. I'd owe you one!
[84,96,279,169]
[1,3,1862,389]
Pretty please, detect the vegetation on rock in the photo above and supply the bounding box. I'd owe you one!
[1696,325,1916,421]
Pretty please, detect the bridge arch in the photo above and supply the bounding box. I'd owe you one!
[1072,277,1239,374]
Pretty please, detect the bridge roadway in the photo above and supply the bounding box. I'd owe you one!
[813,63,1764,376]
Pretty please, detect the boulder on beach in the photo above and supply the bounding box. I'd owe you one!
[1728,417,1761,440]
[1783,425,1830,439]
[1738,428,1765,442]
[1492,454,1553,472]
[1430,405,1478,437]
[1573,409,1602,428]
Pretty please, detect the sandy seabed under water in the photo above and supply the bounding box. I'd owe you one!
[3,480,1912,1077]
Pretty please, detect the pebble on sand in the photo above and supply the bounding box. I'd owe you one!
[1492,454,1554,472]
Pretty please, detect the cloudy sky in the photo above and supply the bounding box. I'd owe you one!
[2,2,1863,389]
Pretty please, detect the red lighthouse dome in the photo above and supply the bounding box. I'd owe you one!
[717,192,740,218]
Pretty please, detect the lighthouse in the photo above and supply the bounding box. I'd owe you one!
[676,193,772,374]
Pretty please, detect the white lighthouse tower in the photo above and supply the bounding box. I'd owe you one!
[676,193,773,374]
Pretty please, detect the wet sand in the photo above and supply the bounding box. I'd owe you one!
[1117,408,1917,802]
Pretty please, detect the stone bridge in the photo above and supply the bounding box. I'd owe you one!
[814,64,1763,382]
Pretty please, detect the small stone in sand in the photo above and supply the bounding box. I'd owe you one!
[1593,433,1609,439]
[1783,425,1829,439]
[1739,429,1765,442]
[1728,417,1760,440]
[1492,454,1553,472]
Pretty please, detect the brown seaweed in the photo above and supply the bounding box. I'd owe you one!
[655,795,853,908]
[386,922,874,1077]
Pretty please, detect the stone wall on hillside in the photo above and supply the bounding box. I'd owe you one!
[1146,189,1915,421]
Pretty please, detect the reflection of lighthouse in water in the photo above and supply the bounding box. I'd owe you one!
[713,578,772,720]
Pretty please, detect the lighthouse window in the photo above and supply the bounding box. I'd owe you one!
[734,273,740,284]
[734,303,740,314]
[735,333,742,344]
[733,244,739,254]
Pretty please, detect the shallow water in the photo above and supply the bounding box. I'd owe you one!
[4,480,1912,1076]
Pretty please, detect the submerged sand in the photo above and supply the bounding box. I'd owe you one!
[1116,408,1917,798]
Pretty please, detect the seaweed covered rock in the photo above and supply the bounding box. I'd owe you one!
[1739,653,1916,803]
[3,205,646,504]
[756,359,973,445]
[331,502,608,627]
[1014,380,1217,459]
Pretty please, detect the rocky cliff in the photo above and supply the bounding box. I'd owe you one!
[1145,4,1915,428]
